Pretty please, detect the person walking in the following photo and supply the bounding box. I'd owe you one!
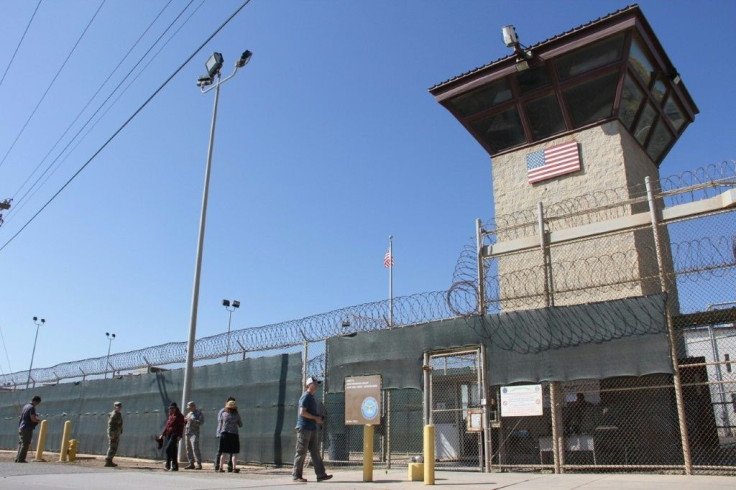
[105,401,124,467]
[215,396,235,471]
[184,400,204,470]
[15,395,42,463]
[292,377,332,483]
[217,400,242,473]
[161,402,185,471]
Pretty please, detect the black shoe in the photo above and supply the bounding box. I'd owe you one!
[171,467,178,471]
[104,461,118,467]
[15,460,27,463]
[317,474,333,481]
[293,477,307,482]
[184,464,195,469]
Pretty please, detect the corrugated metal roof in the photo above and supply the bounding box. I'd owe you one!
[429,4,640,91]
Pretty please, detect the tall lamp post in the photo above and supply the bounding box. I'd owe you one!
[26,317,45,389]
[105,332,116,379]
[181,50,253,414]
[222,299,241,361]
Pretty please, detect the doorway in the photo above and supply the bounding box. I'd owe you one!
[428,347,487,471]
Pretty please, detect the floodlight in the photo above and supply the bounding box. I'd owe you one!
[205,52,224,78]
[502,25,519,47]
[223,299,231,307]
[232,300,241,308]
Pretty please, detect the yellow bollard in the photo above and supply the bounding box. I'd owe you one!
[34,419,48,461]
[68,439,78,462]
[59,420,71,462]
[423,424,435,485]
[363,424,374,482]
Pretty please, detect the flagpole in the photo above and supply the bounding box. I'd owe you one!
[388,235,393,327]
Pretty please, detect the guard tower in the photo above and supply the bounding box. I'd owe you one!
[430,5,698,310]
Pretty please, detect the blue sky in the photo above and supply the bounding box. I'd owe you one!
[0,0,733,377]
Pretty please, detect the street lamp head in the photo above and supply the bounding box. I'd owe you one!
[197,75,213,87]
[33,316,37,322]
[223,299,231,307]
[106,332,115,339]
[41,319,45,324]
[235,50,252,68]
[232,300,240,309]
[205,52,224,78]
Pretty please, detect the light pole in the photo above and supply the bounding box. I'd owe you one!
[182,50,253,415]
[105,332,116,379]
[26,316,45,389]
[222,299,241,361]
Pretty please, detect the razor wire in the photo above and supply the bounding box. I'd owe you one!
[4,162,735,386]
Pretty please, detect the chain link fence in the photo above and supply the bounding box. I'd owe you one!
[2,162,735,475]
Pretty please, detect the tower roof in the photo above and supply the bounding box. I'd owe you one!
[429,4,698,165]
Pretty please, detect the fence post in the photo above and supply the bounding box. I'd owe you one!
[476,218,486,315]
[386,390,391,469]
[646,176,692,474]
[550,382,564,473]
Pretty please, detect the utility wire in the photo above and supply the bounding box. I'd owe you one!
[0,1,106,171]
[6,0,206,224]
[0,0,252,253]
[6,0,186,220]
[0,0,43,89]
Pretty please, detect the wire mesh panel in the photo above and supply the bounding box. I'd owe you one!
[491,383,551,469]
[429,349,484,471]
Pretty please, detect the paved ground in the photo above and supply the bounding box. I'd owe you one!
[1,451,735,489]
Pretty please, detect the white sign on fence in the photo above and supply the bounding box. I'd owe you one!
[500,384,543,417]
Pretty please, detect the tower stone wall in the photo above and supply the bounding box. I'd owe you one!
[490,121,675,310]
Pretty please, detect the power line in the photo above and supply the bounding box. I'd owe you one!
[0,0,43,89]
[5,0,188,220]
[0,1,106,171]
[0,0,252,253]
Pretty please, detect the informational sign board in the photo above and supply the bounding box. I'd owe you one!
[345,375,382,425]
[500,384,543,417]
[466,409,483,432]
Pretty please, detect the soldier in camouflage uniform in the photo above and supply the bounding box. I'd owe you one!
[184,401,204,470]
[105,401,123,467]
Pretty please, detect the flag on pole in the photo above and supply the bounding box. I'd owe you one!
[384,249,394,268]
[526,140,581,184]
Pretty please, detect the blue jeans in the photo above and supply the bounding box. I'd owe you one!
[292,428,325,479]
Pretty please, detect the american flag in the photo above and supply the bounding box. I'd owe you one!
[526,141,581,184]
[384,249,394,268]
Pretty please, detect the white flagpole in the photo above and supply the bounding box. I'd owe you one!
[388,235,393,327]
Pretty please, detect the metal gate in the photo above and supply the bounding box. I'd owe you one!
[427,347,487,471]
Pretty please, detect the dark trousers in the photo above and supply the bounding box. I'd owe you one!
[214,437,233,471]
[15,428,34,462]
[292,428,326,479]
[164,435,179,469]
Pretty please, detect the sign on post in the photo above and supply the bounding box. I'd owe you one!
[345,375,382,425]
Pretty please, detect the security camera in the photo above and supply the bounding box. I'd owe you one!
[502,25,519,47]
[197,75,212,87]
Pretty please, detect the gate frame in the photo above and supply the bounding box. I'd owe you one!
[425,346,489,472]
